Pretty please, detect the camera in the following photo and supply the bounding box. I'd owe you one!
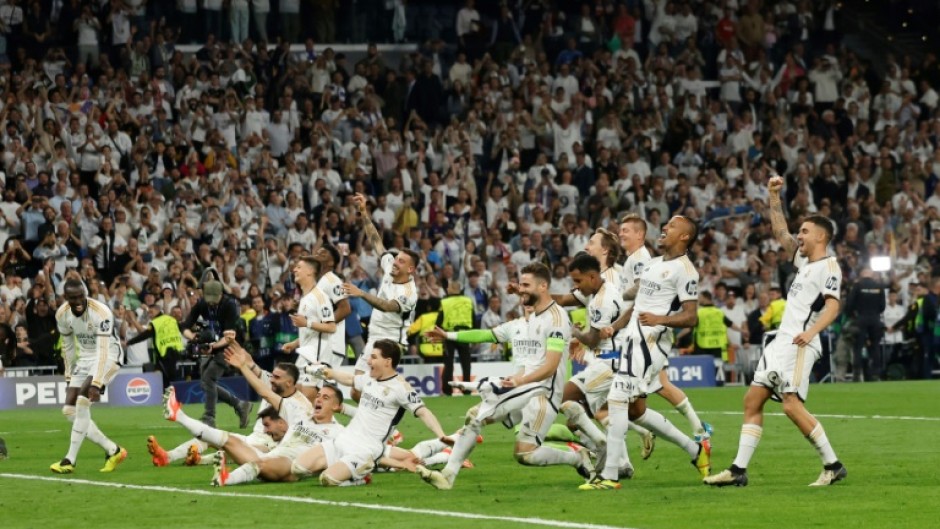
[185,323,217,359]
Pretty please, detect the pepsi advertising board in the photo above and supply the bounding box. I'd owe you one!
[0,373,163,409]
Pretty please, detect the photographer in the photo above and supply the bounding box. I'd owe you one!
[180,273,252,428]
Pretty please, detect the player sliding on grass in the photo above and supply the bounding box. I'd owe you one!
[416,263,594,491]
[704,173,847,488]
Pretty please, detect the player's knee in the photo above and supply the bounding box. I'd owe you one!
[560,400,584,421]
[780,396,803,419]
[62,405,76,422]
[463,404,480,425]
[319,472,343,487]
[290,460,314,478]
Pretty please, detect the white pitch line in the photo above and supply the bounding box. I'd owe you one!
[700,411,940,422]
[0,473,635,529]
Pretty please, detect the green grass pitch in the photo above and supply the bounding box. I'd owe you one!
[1,381,939,529]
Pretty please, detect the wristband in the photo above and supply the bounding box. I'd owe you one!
[446,332,458,341]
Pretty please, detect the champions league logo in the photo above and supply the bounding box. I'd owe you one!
[125,377,153,404]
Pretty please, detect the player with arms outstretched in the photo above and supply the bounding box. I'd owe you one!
[417,263,594,490]
[704,174,847,488]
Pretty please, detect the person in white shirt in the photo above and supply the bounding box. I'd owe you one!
[291,339,448,486]
[455,0,480,44]
[281,257,336,376]
[50,279,127,475]
[706,174,846,488]
[343,195,418,380]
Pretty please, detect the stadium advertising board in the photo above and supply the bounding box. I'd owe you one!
[0,373,164,409]
[664,355,717,387]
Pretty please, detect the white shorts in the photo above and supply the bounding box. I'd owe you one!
[471,379,549,429]
[322,432,383,480]
[753,337,819,402]
[264,443,310,462]
[68,348,122,389]
[569,358,614,415]
[518,394,558,445]
[608,325,671,402]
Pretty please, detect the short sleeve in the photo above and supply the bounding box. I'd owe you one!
[353,373,369,392]
[394,284,417,314]
[398,379,426,415]
[571,288,590,307]
[676,264,700,303]
[821,258,842,300]
[545,324,570,355]
[589,297,618,331]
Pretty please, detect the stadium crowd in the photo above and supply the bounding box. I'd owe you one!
[0,0,938,384]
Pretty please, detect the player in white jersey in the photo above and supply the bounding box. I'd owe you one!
[312,243,352,365]
[706,174,846,488]
[616,214,712,448]
[148,351,312,466]
[50,279,128,474]
[161,352,314,468]
[417,263,594,490]
[343,194,419,388]
[281,257,336,390]
[290,339,448,486]
[581,216,710,490]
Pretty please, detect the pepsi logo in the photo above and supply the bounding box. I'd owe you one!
[126,377,152,404]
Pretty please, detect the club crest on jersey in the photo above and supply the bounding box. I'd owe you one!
[662,270,670,279]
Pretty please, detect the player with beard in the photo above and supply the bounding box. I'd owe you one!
[705,174,846,487]
[416,263,594,490]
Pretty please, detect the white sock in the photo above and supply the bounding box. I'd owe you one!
[411,438,447,460]
[340,478,367,487]
[561,401,606,446]
[167,439,207,463]
[674,397,705,437]
[342,402,358,417]
[65,397,91,463]
[520,446,580,466]
[806,423,838,465]
[422,449,452,466]
[176,410,228,448]
[629,422,651,437]
[443,422,480,477]
[226,461,260,485]
[634,409,698,458]
[85,421,118,456]
[576,430,598,451]
[732,424,762,469]
[602,402,631,481]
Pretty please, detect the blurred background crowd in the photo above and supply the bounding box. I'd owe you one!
[0,0,938,383]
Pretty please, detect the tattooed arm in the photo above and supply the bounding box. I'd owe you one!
[768,172,798,260]
[353,193,386,256]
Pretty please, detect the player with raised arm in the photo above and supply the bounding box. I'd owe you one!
[616,214,712,451]
[50,278,127,474]
[343,194,419,395]
[281,256,336,393]
[704,174,847,488]
[289,339,448,486]
[581,216,710,490]
[312,243,353,367]
[416,263,594,490]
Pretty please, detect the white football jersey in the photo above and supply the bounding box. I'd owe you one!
[602,264,624,295]
[493,302,569,399]
[250,386,314,437]
[296,286,335,364]
[316,271,348,355]
[571,282,624,352]
[778,256,841,352]
[630,254,699,340]
[56,298,121,384]
[368,253,417,344]
[279,418,343,449]
[622,246,653,311]
[344,374,425,448]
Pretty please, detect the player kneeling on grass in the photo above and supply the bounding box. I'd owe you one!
[289,339,448,486]
[416,263,595,491]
